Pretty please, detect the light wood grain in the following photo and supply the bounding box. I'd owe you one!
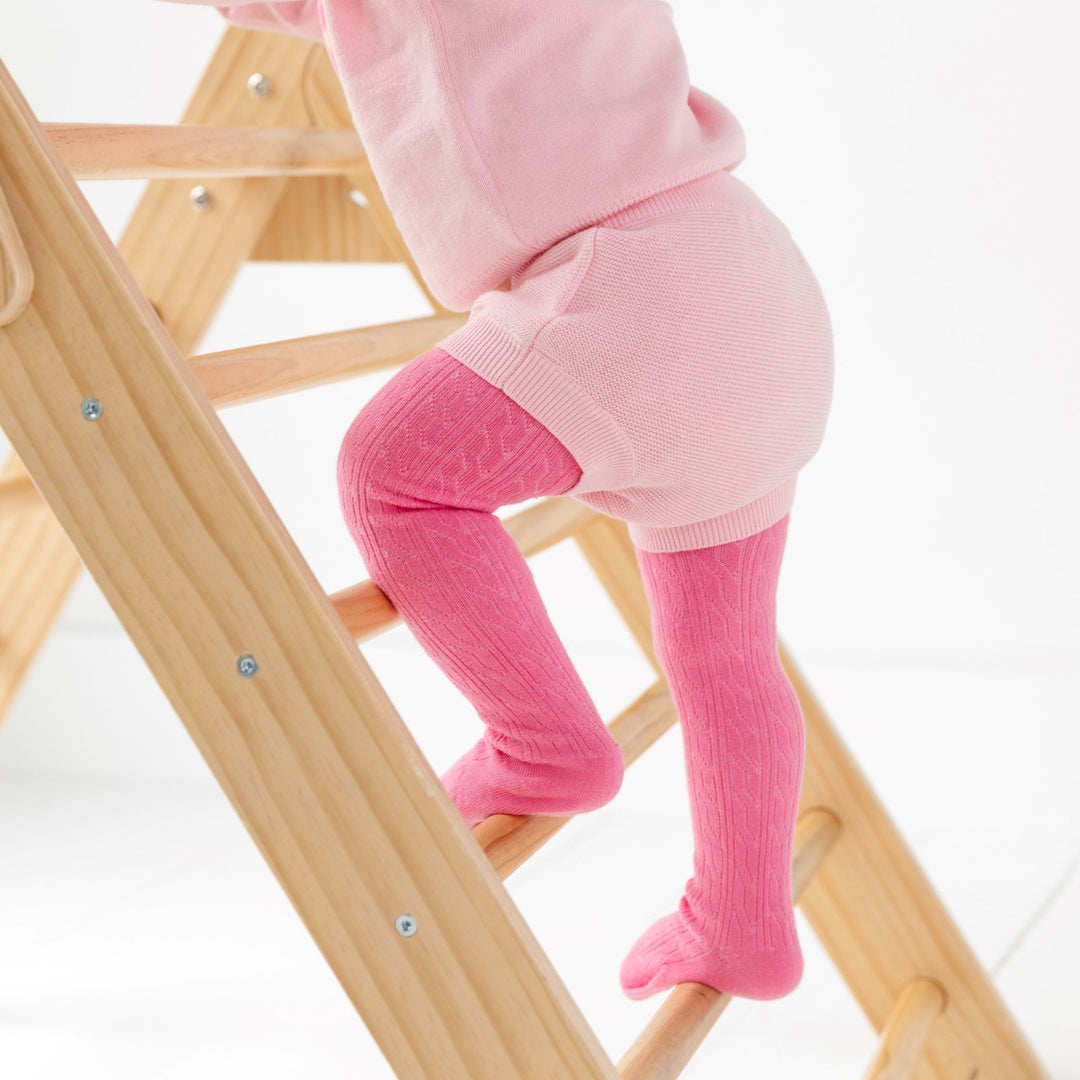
[44,123,368,180]
[0,174,32,326]
[862,977,948,1080]
[783,641,1049,1080]
[190,313,466,407]
[251,175,397,262]
[0,54,619,1080]
[0,29,328,723]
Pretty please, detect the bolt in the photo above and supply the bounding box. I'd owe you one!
[80,398,103,422]
[395,914,418,938]
[190,186,212,212]
[247,72,273,98]
[237,654,259,678]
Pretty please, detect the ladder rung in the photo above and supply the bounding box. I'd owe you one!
[0,473,39,513]
[617,808,843,1080]
[860,976,947,1080]
[189,314,467,408]
[473,678,677,876]
[330,496,598,640]
[43,123,369,180]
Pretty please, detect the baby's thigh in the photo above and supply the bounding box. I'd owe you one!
[336,346,582,516]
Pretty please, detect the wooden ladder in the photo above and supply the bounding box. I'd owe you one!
[0,28,1050,1080]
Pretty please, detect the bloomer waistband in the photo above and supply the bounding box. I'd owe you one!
[593,165,779,231]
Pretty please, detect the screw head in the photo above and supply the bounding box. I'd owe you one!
[80,397,103,421]
[395,914,418,938]
[190,186,212,212]
[247,72,273,98]
[347,188,369,208]
[237,654,259,678]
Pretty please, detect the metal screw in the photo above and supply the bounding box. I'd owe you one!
[80,398,103,422]
[190,186,212,212]
[247,72,273,98]
[395,914,418,938]
[237,654,259,678]
[347,188,369,208]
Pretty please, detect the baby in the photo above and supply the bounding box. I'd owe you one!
[163,0,834,1003]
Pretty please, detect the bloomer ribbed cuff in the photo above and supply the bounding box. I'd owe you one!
[626,475,799,553]
[436,314,637,494]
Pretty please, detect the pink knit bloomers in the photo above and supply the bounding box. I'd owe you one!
[435,166,835,553]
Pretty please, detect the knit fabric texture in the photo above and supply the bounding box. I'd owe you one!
[166,0,835,552]
[337,345,805,1001]
[337,347,625,825]
[622,512,805,1000]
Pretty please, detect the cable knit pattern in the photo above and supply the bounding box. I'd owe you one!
[337,347,625,826]
[620,512,806,1000]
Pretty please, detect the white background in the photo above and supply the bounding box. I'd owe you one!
[0,1,1077,1077]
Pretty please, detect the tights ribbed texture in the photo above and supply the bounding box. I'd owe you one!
[623,516,805,1000]
[337,347,625,826]
[337,345,805,1001]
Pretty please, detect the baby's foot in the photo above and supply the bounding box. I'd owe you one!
[620,894,804,1001]
[440,732,624,826]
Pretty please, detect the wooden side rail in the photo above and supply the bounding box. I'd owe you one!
[43,123,368,180]
[0,177,33,326]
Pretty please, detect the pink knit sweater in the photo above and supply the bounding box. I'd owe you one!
[165,0,834,551]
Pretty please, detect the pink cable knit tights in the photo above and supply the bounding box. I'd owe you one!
[337,346,805,1002]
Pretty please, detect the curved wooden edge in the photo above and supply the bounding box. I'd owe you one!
[0,178,33,327]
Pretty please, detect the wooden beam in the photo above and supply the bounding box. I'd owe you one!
[44,123,368,180]
[0,472,38,513]
[0,29,329,723]
[0,55,619,1080]
[189,313,467,408]
[861,977,948,1080]
[784,641,1051,1080]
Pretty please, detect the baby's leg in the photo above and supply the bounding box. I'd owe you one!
[337,346,624,827]
[620,513,805,1000]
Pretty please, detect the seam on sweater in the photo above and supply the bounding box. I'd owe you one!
[417,0,532,253]
[595,198,791,240]
[525,225,601,355]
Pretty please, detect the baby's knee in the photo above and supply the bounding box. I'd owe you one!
[336,404,397,536]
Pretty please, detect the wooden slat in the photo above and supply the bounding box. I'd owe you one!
[251,175,398,263]
[44,123,368,180]
[189,313,467,408]
[0,55,619,1080]
[473,678,678,877]
[616,808,843,1080]
[0,29,328,723]
[0,472,38,512]
[861,977,948,1080]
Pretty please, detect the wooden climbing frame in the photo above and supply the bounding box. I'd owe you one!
[0,27,1051,1080]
